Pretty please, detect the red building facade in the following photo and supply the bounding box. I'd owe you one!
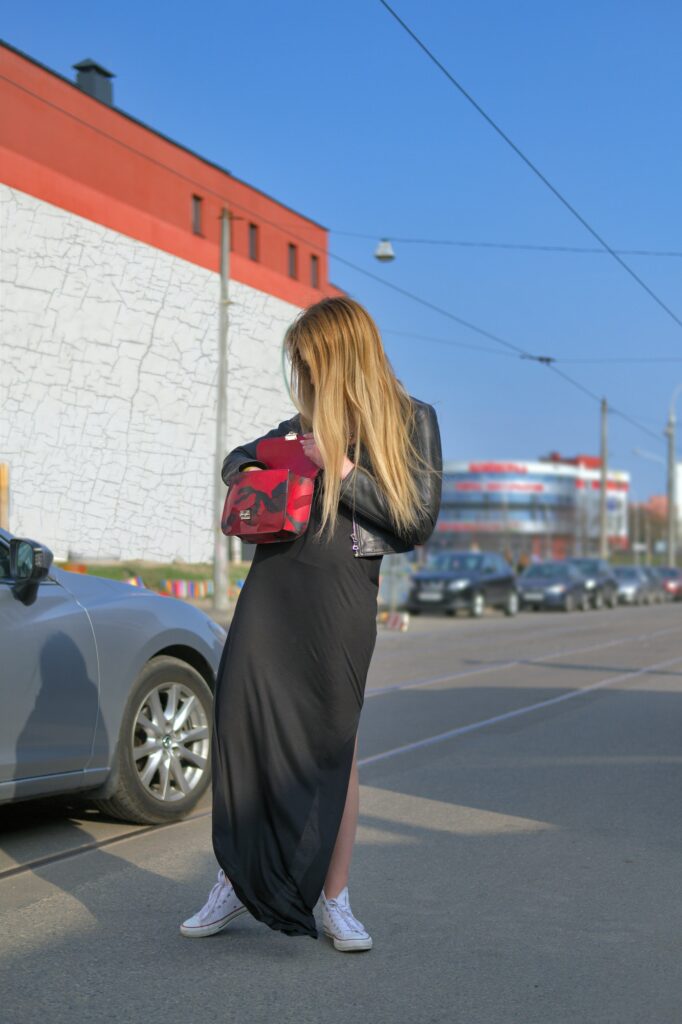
[0,42,341,309]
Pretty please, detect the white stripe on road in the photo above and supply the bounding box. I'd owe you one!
[374,618,606,659]
[365,624,681,700]
[358,652,682,768]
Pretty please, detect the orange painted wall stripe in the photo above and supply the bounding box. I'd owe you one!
[0,44,343,307]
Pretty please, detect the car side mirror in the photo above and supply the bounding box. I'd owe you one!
[9,538,53,582]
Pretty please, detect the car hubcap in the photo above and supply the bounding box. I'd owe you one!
[132,682,209,803]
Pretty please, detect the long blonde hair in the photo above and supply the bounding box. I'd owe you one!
[283,296,436,542]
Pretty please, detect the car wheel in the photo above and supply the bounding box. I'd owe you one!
[593,590,604,610]
[504,591,519,617]
[563,593,576,613]
[93,656,213,825]
[469,592,485,618]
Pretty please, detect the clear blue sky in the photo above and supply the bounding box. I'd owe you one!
[5,1,681,500]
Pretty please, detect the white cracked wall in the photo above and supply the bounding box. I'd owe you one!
[0,185,300,561]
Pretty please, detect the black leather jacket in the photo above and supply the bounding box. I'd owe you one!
[221,396,443,558]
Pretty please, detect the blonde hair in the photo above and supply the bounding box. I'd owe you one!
[283,296,436,542]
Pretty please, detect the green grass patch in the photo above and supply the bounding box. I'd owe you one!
[55,560,249,590]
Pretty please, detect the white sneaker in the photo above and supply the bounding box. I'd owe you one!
[180,868,247,937]
[321,886,373,951]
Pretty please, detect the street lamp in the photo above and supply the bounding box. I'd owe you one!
[374,239,396,262]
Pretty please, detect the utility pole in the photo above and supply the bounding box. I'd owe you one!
[598,398,608,559]
[644,511,652,565]
[665,407,677,568]
[633,500,640,566]
[213,208,231,612]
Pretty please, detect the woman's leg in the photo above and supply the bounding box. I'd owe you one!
[323,737,359,899]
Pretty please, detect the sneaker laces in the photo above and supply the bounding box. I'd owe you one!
[199,870,234,921]
[326,895,366,936]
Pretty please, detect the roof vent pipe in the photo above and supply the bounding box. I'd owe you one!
[73,59,115,105]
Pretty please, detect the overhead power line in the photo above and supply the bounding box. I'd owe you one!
[382,328,517,358]
[330,252,530,358]
[334,230,682,258]
[382,329,682,366]
[4,71,664,448]
[380,328,664,444]
[375,0,682,330]
[560,355,682,365]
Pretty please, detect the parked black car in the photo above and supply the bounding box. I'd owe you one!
[407,551,519,618]
[612,566,653,605]
[564,558,619,609]
[517,561,591,612]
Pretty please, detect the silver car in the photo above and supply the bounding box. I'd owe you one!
[0,529,226,824]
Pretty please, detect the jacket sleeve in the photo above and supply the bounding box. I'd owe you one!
[337,401,443,545]
[221,413,301,488]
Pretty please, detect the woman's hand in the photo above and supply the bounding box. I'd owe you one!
[300,434,355,479]
[299,433,324,469]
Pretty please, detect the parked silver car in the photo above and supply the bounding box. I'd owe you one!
[0,530,225,824]
[612,565,656,605]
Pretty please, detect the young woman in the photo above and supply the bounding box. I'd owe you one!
[181,297,442,951]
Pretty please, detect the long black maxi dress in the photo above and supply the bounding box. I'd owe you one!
[211,469,382,938]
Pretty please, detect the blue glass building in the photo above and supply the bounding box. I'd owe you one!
[431,457,629,561]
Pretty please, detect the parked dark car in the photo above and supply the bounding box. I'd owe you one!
[612,566,653,605]
[641,566,669,603]
[564,558,619,609]
[407,551,519,618]
[517,561,590,612]
[653,566,682,601]
[1,529,225,824]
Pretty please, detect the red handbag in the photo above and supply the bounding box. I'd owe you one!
[221,431,320,543]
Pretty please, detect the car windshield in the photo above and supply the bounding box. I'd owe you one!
[523,563,570,580]
[656,567,679,579]
[613,568,639,581]
[568,559,602,575]
[425,553,483,574]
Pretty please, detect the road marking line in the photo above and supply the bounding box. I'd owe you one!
[377,618,592,649]
[373,619,601,661]
[0,809,212,882]
[373,606,679,657]
[359,653,682,768]
[365,624,681,699]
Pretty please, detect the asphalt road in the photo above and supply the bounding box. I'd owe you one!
[2,603,682,1024]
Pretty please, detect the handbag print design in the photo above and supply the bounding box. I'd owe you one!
[221,432,320,543]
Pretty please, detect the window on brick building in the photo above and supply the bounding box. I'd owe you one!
[288,243,298,279]
[249,223,259,261]
[191,195,203,235]
[310,254,319,289]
